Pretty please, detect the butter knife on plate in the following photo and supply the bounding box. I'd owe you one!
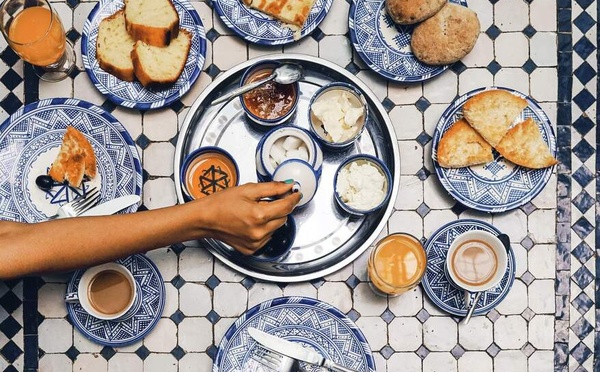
[79,195,140,217]
[248,327,358,372]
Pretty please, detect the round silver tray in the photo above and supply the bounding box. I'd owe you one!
[174,54,399,282]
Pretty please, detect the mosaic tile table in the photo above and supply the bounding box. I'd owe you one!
[0,0,596,371]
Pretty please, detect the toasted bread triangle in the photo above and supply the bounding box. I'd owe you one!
[437,118,494,168]
[496,118,558,169]
[462,90,528,147]
[48,127,97,187]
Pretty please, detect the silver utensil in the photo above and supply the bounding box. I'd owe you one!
[210,63,303,106]
[248,327,357,372]
[79,194,140,217]
[48,187,100,220]
[252,348,305,372]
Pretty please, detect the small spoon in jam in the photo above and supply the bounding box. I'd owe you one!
[210,63,303,106]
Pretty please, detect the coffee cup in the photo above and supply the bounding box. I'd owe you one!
[65,263,142,321]
[445,230,508,296]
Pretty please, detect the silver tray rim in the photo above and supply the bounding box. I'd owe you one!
[174,53,400,282]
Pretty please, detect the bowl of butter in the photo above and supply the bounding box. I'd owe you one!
[333,154,392,215]
[309,82,368,149]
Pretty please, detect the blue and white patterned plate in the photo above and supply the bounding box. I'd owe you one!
[66,254,165,347]
[81,0,206,110]
[213,0,333,45]
[421,219,516,317]
[349,0,467,82]
[0,98,142,223]
[213,296,376,372]
[431,87,557,213]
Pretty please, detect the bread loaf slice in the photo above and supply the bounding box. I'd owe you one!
[386,0,447,25]
[49,127,97,188]
[131,29,192,87]
[96,10,136,82]
[437,119,493,168]
[124,0,179,47]
[462,89,528,147]
[245,0,316,27]
[495,118,558,169]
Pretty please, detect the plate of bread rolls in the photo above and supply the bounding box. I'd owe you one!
[431,87,558,213]
[82,0,206,109]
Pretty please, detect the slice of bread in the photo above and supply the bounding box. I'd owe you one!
[49,127,97,187]
[462,89,528,147]
[410,3,480,65]
[124,0,179,47]
[245,0,316,27]
[386,0,446,25]
[96,10,136,82]
[131,29,192,87]
[495,118,558,169]
[437,118,493,168]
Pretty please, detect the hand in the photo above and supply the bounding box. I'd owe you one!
[192,181,301,254]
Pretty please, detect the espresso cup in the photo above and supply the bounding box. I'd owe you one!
[65,263,141,321]
[445,230,508,294]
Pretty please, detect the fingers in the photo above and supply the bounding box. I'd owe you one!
[260,192,301,219]
[242,181,296,200]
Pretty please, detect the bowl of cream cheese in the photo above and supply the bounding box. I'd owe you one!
[308,82,368,149]
[333,154,392,215]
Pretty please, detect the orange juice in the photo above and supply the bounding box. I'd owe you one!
[8,7,65,66]
[368,233,427,296]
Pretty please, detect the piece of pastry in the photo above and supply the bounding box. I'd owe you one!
[462,89,528,147]
[410,3,480,65]
[436,119,494,168]
[96,10,136,82]
[124,0,179,47]
[386,0,446,25]
[495,118,558,169]
[244,0,317,27]
[48,126,97,187]
[131,29,192,87]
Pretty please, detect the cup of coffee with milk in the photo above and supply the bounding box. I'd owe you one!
[65,262,142,321]
[445,230,508,300]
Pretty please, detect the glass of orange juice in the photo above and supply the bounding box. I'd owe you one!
[0,0,75,81]
[367,233,427,297]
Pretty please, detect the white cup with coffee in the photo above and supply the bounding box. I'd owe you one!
[445,230,508,296]
[65,263,142,321]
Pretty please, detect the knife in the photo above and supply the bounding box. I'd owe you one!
[79,195,141,217]
[248,327,358,372]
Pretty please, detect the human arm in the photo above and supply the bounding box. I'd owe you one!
[0,181,300,279]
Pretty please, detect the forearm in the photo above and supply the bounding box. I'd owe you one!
[0,202,207,279]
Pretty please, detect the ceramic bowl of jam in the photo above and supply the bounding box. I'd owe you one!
[180,146,239,201]
[333,154,392,215]
[309,82,368,149]
[239,61,299,126]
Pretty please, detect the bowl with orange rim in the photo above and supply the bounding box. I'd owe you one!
[180,146,239,201]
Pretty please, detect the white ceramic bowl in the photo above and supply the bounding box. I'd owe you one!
[272,159,319,208]
[255,125,323,181]
[333,154,392,215]
[308,82,368,149]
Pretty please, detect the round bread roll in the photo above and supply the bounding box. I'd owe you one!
[386,0,447,25]
[410,3,480,65]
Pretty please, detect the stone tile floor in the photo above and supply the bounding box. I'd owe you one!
[0,0,597,371]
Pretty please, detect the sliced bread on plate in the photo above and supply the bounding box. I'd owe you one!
[49,126,97,188]
[96,10,136,82]
[124,0,179,47]
[436,118,493,168]
[495,118,558,169]
[131,29,192,87]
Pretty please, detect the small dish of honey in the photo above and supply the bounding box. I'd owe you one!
[180,146,239,201]
[239,61,299,126]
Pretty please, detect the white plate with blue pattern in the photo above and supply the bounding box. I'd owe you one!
[0,98,142,223]
[214,296,376,372]
[67,254,165,347]
[349,0,467,82]
[213,0,333,45]
[82,0,207,110]
[421,219,516,317]
[431,87,557,213]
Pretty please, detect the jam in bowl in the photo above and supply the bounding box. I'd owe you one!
[180,147,239,201]
[240,61,299,126]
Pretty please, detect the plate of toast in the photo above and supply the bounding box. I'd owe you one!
[82,0,207,110]
[213,0,333,45]
[0,98,142,223]
[350,0,476,82]
[431,87,558,213]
